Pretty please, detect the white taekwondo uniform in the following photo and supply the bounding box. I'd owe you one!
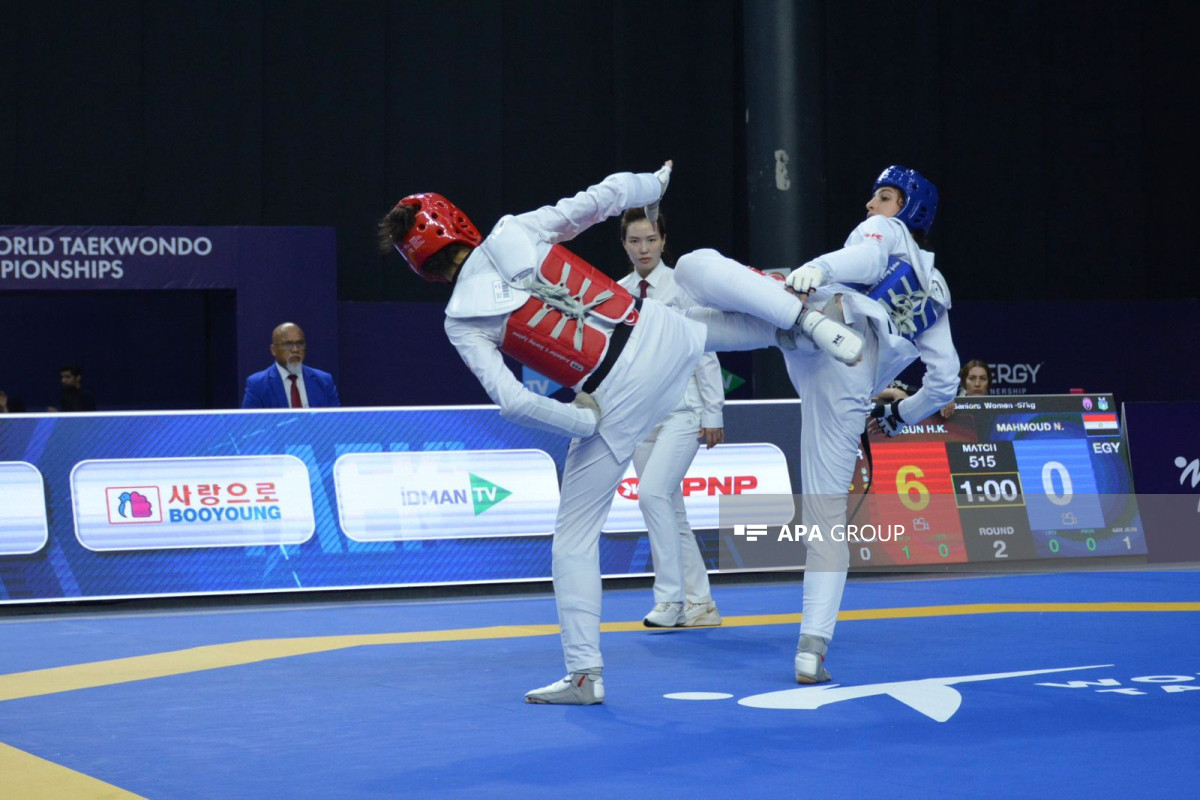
[675,212,959,641]
[443,171,707,672]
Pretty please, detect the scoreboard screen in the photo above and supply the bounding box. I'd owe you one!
[847,393,1145,568]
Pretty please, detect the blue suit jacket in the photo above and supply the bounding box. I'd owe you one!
[241,364,341,409]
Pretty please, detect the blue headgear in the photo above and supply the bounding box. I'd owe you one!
[874,165,938,235]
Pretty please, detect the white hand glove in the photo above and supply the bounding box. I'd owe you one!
[654,161,672,194]
[786,263,828,294]
[573,391,601,423]
[645,160,673,223]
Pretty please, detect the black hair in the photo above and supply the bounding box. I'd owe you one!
[959,359,992,390]
[378,204,416,255]
[377,203,468,282]
[423,244,469,281]
[619,207,672,267]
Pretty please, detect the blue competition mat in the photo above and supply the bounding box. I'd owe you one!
[1,571,1198,799]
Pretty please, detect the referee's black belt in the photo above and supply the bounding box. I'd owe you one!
[582,298,642,394]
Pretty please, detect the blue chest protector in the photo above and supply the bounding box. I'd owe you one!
[862,257,945,341]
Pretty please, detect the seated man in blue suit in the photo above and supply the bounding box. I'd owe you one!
[241,322,341,408]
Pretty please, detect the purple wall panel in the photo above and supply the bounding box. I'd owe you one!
[1,226,337,410]
[893,299,1200,405]
[335,301,492,408]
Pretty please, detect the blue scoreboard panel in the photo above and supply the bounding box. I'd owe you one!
[849,394,1145,568]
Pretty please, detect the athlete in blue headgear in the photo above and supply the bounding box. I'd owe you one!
[871,165,939,239]
[675,164,960,684]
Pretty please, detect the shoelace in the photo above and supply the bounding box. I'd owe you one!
[526,263,615,351]
[880,282,932,337]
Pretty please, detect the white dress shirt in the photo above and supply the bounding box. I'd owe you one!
[275,363,309,408]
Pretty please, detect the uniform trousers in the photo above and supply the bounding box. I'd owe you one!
[551,300,706,673]
[552,432,634,672]
[632,406,712,606]
[676,249,880,641]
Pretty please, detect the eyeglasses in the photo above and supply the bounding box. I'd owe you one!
[275,340,307,350]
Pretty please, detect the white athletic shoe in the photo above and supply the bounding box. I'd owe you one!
[796,307,864,365]
[524,671,605,705]
[795,634,832,684]
[643,601,685,628]
[679,600,722,627]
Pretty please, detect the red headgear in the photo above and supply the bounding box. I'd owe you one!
[393,193,483,283]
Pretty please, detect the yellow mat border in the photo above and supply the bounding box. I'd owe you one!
[2,600,1197,797]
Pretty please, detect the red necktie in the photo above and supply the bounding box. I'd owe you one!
[638,279,650,298]
[288,375,302,408]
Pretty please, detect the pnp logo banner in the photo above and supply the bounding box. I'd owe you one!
[334,449,559,541]
[0,461,50,556]
[71,455,315,551]
[602,443,794,533]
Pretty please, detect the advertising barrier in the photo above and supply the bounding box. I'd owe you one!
[0,395,1166,605]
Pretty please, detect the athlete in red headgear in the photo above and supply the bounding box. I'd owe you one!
[380,163,710,705]
[388,192,484,284]
[379,163,864,703]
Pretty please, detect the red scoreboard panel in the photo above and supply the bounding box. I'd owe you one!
[860,440,967,566]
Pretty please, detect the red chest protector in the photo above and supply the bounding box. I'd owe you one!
[500,245,637,387]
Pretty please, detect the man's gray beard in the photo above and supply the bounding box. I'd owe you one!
[285,361,303,377]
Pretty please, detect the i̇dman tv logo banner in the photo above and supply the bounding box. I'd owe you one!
[333,449,560,541]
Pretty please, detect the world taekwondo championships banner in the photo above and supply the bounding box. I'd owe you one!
[0,396,1178,605]
[0,227,234,287]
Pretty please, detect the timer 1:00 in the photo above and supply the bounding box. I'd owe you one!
[959,478,1019,503]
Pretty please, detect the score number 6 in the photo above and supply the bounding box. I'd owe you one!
[896,465,930,511]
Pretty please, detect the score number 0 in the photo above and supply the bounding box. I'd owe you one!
[1040,459,1076,553]
[1041,460,1073,505]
